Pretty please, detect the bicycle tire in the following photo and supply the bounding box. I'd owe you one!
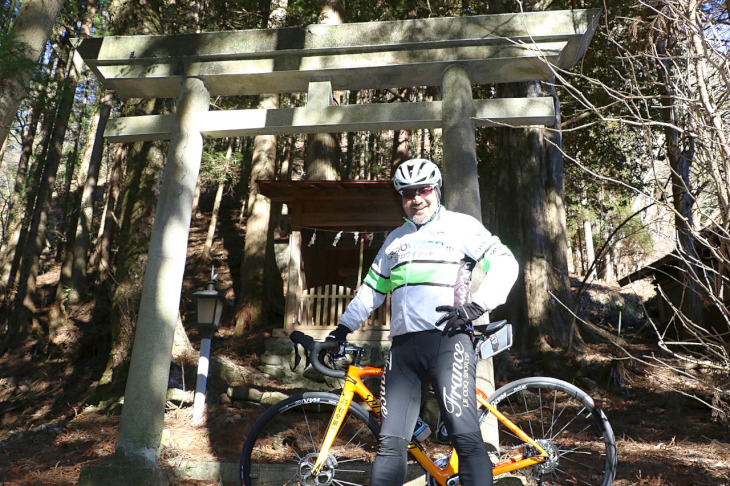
[239,392,380,486]
[484,377,617,486]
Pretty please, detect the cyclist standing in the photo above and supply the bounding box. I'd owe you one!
[328,158,519,486]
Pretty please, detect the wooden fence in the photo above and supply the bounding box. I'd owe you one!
[298,284,390,331]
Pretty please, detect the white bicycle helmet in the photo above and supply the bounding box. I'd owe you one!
[393,158,442,193]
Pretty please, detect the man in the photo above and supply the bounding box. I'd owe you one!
[328,158,518,486]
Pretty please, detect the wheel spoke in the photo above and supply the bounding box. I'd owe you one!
[486,377,617,486]
[241,393,379,486]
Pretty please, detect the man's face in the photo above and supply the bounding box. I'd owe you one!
[401,185,439,224]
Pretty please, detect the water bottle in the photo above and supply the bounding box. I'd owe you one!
[412,417,431,443]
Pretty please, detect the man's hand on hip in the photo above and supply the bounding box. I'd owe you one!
[435,303,486,337]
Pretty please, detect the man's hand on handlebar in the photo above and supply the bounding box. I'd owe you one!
[327,324,352,343]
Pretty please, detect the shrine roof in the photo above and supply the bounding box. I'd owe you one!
[257,180,403,229]
[258,180,398,201]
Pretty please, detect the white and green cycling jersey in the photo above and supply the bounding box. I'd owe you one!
[339,206,518,338]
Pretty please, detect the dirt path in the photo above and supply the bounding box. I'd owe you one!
[1,280,729,485]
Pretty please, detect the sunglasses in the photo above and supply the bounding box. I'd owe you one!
[400,185,435,199]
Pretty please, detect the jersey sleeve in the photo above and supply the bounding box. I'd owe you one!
[338,244,390,331]
[460,215,519,312]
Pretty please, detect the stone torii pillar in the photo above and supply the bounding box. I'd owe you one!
[442,64,479,217]
[442,64,498,444]
[116,77,210,466]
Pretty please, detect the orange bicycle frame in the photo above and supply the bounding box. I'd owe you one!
[310,362,549,484]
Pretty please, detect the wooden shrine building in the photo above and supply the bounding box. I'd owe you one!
[258,180,402,340]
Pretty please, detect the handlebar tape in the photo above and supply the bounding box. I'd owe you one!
[289,331,346,378]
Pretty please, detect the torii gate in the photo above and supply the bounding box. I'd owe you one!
[75,9,599,482]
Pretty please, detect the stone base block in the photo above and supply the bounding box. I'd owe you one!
[78,464,173,486]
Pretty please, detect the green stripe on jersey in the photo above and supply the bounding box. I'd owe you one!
[391,261,459,287]
[478,256,490,274]
[364,269,392,294]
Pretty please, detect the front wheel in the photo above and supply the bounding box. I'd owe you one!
[484,377,617,486]
[239,392,380,486]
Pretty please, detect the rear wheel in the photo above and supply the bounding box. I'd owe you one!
[239,392,380,486]
[485,377,617,486]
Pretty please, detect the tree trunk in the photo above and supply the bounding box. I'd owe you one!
[0,133,7,170]
[318,0,344,24]
[234,0,289,335]
[12,33,79,340]
[0,103,40,296]
[488,0,574,351]
[305,132,340,181]
[655,33,705,329]
[390,89,412,172]
[391,129,411,171]
[54,75,98,263]
[235,96,278,335]
[191,184,202,219]
[50,88,111,331]
[68,92,113,302]
[571,233,583,275]
[0,42,55,297]
[493,80,574,351]
[302,0,343,182]
[687,0,730,314]
[91,153,166,404]
[203,138,233,261]
[91,143,126,283]
[202,182,225,261]
[0,0,65,147]
[358,131,368,180]
[583,219,595,278]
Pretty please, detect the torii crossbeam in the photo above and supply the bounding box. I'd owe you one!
[76,9,600,141]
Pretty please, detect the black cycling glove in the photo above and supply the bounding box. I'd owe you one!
[327,324,352,342]
[435,302,486,337]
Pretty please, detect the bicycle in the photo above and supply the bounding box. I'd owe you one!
[239,320,617,486]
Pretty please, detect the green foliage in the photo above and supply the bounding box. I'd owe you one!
[287,0,322,24]
[0,32,37,83]
[609,204,653,263]
[562,119,652,266]
[1,0,15,30]
[107,0,265,35]
[200,148,243,189]
[555,0,669,272]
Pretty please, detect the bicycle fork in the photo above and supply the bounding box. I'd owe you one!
[310,366,381,478]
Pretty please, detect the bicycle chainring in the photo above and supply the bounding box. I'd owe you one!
[426,457,461,486]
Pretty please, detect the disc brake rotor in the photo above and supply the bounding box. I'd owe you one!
[297,453,337,486]
[533,439,560,476]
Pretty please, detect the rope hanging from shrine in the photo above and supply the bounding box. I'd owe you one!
[292,226,391,248]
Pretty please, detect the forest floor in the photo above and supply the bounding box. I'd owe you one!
[1,266,730,485]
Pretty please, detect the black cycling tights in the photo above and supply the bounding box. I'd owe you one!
[370,330,493,486]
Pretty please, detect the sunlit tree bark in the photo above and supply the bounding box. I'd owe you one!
[68,92,113,303]
[0,0,65,149]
